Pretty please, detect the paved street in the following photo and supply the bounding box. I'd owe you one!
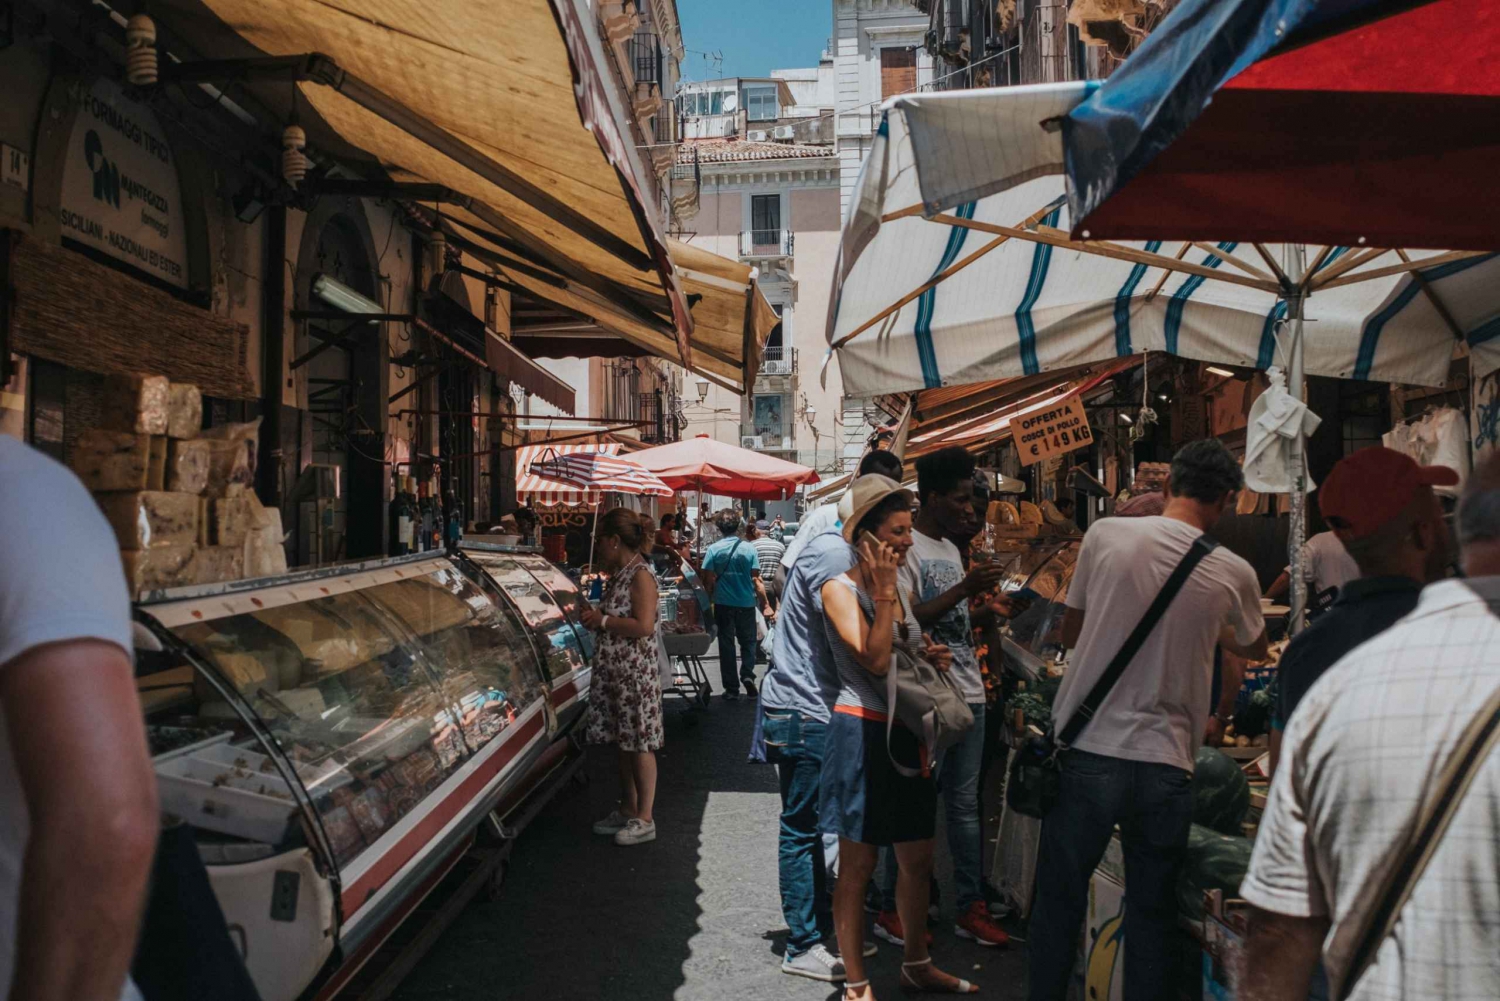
[393,663,1029,1001]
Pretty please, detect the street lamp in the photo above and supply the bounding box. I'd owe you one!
[695,377,710,401]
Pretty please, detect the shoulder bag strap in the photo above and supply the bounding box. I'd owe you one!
[1057,535,1220,748]
[1337,681,1500,1000]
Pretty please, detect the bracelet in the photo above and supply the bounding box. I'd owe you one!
[601,614,610,632]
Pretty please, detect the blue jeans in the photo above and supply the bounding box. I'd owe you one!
[1028,749,1194,1001]
[878,702,987,911]
[762,706,832,957]
[714,604,758,693]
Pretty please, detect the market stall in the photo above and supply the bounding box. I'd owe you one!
[133,546,588,1001]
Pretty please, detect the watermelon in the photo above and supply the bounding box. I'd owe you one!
[1192,746,1250,835]
[1177,823,1254,919]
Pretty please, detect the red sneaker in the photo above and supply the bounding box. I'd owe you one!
[873,910,933,948]
[954,900,1010,947]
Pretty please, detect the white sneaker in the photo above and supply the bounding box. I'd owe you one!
[614,817,657,845]
[592,809,629,835]
[781,943,845,982]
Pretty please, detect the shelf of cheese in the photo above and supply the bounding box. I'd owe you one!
[70,372,286,595]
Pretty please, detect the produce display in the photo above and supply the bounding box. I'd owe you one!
[1192,746,1251,835]
[1177,824,1254,920]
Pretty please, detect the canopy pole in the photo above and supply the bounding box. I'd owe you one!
[1286,247,1309,637]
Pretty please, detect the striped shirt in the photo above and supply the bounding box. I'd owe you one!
[827,575,921,718]
[750,536,785,581]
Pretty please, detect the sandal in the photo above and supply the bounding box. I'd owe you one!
[844,978,872,1000]
[899,958,978,995]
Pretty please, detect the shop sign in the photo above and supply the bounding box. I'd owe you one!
[1010,393,1093,467]
[59,78,188,288]
[1,144,28,192]
[537,505,596,530]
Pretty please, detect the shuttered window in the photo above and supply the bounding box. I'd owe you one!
[881,47,917,99]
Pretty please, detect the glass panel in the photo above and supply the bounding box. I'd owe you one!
[467,553,593,681]
[1004,547,1080,662]
[162,566,546,869]
[710,91,724,115]
[745,85,779,121]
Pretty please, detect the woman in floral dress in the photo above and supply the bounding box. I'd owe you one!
[580,507,665,846]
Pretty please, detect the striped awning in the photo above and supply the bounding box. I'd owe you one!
[528,450,673,499]
[516,443,620,507]
[828,89,1500,396]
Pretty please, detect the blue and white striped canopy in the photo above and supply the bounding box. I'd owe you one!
[827,86,1500,397]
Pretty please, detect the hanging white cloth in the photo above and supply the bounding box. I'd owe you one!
[1384,407,1469,496]
[1243,367,1322,494]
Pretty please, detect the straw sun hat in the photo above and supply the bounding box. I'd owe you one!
[839,474,914,544]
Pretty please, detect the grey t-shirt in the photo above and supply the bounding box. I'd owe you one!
[1054,516,1263,773]
[763,530,857,722]
[0,438,140,1000]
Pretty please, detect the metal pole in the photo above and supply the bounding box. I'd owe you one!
[1286,246,1308,635]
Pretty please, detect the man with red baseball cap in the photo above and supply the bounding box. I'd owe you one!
[1268,446,1458,776]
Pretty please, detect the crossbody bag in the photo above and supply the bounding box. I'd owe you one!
[1006,534,1221,818]
[1334,672,1500,1000]
[880,585,975,779]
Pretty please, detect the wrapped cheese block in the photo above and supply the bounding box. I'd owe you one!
[71,430,151,492]
[120,542,197,595]
[166,439,211,494]
[166,383,202,439]
[194,545,244,584]
[99,374,170,435]
[244,503,287,578]
[203,439,253,497]
[147,436,167,491]
[95,491,200,550]
[214,494,258,548]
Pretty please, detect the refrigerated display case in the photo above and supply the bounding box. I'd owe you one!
[996,539,1082,682]
[133,550,587,1001]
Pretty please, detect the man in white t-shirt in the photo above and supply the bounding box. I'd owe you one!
[0,438,158,1001]
[1239,456,1500,1001]
[1264,528,1361,603]
[1028,439,1268,1001]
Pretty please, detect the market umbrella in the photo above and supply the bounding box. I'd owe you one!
[1062,0,1500,252]
[629,434,821,501]
[528,449,673,567]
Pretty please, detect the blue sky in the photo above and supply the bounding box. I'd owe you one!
[676,1,832,82]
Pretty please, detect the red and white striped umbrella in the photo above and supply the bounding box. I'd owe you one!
[528,449,674,499]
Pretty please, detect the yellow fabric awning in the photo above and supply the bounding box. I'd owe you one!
[155,0,693,355]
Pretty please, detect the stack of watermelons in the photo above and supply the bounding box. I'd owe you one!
[1178,747,1256,918]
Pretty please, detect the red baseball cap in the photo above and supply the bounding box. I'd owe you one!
[1318,447,1458,540]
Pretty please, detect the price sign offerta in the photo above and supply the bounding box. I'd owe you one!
[1009,393,1093,467]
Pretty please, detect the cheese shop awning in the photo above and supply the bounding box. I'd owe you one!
[153,0,696,363]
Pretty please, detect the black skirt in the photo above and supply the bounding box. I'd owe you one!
[818,709,937,846]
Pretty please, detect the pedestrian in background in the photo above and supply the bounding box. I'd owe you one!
[581,508,664,847]
[1240,454,1500,1001]
[748,519,787,615]
[820,475,977,999]
[1028,439,1268,1001]
[702,510,775,700]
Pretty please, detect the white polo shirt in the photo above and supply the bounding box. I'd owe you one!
[1243,578,1500,1000]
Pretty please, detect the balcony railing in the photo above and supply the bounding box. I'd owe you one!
[759,345,795,376]
[739,422,794,450]
[629,31,662,90]
[639,390,682,444]
[739,229,794,260]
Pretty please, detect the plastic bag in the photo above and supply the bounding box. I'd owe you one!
[1192,746,1251,835]
[1176,823,1254,919]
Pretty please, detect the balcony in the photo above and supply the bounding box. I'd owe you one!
[739,422,795,451]
[759,345,795,376]
[739,229,794,262]
[639,390,683,444]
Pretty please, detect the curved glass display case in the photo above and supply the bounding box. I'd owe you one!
[997,539,1082,681]
[134,551,585,1001]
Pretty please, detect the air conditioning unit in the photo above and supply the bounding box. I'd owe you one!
[741,435,765,449]
[747,129,769,142]
[772,125,795,141]
[761,357,791,375]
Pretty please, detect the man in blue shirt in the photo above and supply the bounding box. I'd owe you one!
[701,511,773,701]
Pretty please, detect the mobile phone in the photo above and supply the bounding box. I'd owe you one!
[857,530,883,551]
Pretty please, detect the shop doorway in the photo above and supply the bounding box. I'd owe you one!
[295,210,387,562]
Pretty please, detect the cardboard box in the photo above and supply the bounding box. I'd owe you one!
[1080,868,1126,1001]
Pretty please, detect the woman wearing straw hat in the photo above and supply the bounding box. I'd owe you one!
[819,475,978,998]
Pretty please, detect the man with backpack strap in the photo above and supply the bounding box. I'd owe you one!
[1028,440,1268,1001]
[701,510,775,700]
[1241,454,1500,1001]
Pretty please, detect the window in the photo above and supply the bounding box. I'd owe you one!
[745,85,779,122]
[751,195,781,246]
[881,47,917,99]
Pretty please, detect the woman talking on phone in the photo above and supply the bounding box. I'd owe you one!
[579,508,664,847]
[819,476,977,999]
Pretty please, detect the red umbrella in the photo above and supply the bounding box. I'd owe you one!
[528,449,673,568]
[630,434,820,501]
